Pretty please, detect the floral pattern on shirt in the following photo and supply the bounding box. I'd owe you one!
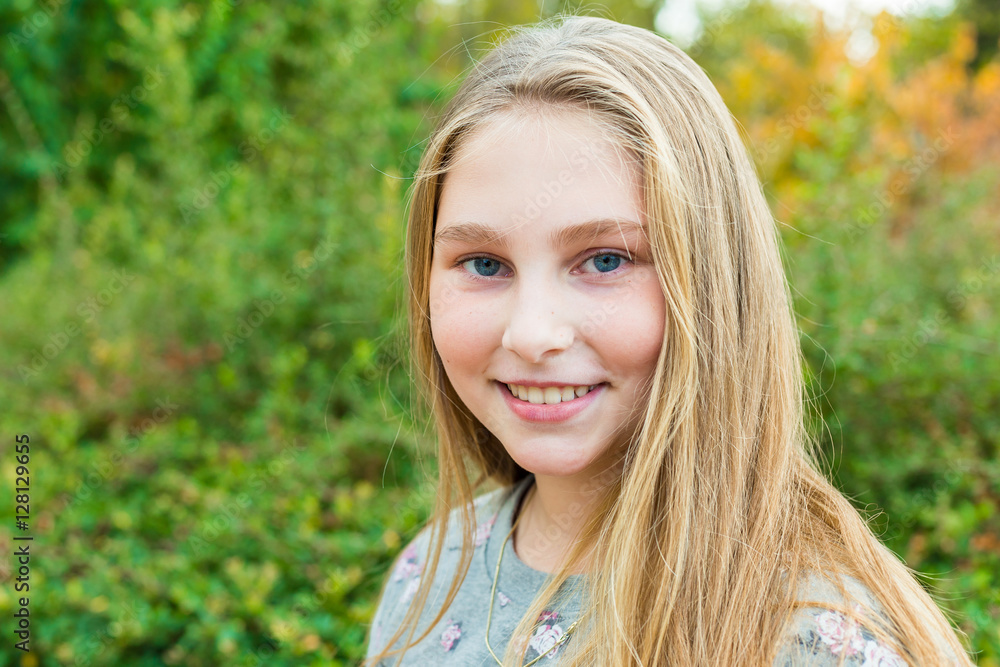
[401,575,421,605]
[369,484,589,665]
[441,621,462,652]
[475,514,497,546]
[393,543,423,582]
[448,511,500,551]
[783,606,907,666]
[523,611,569,661]
[391,541,425,606]
[815,607,867,655]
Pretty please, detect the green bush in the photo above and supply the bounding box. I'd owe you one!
[0,1,996,664]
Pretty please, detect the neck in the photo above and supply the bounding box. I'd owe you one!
[513,470,618,574]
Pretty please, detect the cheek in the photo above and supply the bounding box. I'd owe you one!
[607,280,665,375]
[429,281,497,372]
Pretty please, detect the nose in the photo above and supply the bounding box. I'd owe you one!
[500,280,575,364]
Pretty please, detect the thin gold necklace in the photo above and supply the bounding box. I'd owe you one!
[484,481,580,666]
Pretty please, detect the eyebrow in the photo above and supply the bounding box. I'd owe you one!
[433,218,647,251]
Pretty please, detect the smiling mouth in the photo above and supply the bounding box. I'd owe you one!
[503,383,601,405]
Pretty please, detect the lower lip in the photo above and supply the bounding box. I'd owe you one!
[498,382,604,423]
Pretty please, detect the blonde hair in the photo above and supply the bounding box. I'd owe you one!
[367,15,973,666]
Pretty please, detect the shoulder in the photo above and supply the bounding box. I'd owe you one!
[391,482,512,573]
[773,572,908,667]
[366,483,515,659]
[380,482,511,596]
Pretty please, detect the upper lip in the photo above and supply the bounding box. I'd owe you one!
[498,379,603,388]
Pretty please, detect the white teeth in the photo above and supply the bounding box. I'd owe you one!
[505,383,599,405]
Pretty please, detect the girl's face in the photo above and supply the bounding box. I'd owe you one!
[429,109,665,483]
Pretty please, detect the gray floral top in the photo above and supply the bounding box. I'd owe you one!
[367,476,924,666]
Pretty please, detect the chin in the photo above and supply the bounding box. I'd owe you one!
[504,448,603,479]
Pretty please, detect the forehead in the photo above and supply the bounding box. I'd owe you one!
[447,106,632,181]
[436,108,644,244]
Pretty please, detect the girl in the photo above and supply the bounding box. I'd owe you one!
[365,15,973,666]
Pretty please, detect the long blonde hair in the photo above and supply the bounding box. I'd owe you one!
[367,15,972,666]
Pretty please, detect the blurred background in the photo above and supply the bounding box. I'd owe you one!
[0,0,997,665]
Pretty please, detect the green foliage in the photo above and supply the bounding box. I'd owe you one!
[0,0,442,663]
[0,1,997,664]
[691,2,1000,660]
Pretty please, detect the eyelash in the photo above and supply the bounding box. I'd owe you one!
[455,250,634,283]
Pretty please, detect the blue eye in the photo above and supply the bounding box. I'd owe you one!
[464,257,504,277]
[586,253,623,273]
